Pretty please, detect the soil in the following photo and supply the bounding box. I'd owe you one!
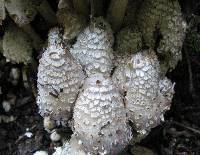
[0,0,200,155]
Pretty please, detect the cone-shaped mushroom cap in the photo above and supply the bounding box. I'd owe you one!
[37,28,85,126]
[113,50,174,139]
[2,24,32,64]
[113,50,160,94]
[137,0,186,73]
[73,73,132,154]
[70,17,114,76]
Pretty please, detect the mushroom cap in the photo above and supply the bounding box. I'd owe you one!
[137,0,186,73]
[70,17,114,76]
[73,73,132,154]
[113,50,174,139]
[37,28,85,125]
[2,24,32,64]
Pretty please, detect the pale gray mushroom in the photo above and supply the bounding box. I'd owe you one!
[158,10,187,74]
[113,49,174,140]
[137,0,187,74]
[70,17,114,76]
[73,73,132,155]
[37,28,85,128]
[2,24,33,64]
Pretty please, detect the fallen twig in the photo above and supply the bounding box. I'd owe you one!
[173,121,200,135]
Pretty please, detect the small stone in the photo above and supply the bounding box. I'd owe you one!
[24,131,33,138]
[2,101,11,112]
[10,68,20,85]
[50,130,61,142]
[33,150,48,155]
[132,146,156,155]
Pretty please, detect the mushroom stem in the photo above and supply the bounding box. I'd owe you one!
[21,24,43,51]
[107,0,128,32]
[0,0,6,25]
[0,37,3,53]
[58,0,73,10]
[73,0,90,18]
[90,0,104,17]
[36,0,57,27]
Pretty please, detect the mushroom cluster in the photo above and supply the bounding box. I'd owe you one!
[0,0,187,153]
[37,15,181,154]
[35,0,186,154]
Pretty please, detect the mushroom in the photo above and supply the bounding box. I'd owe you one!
[73,74,132,154]
[2,24,33,64]
[113,50,174,140]
[37,28,85,129]
[137,0,187,74]
[70,17,114,76]
[4,0,57,51]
